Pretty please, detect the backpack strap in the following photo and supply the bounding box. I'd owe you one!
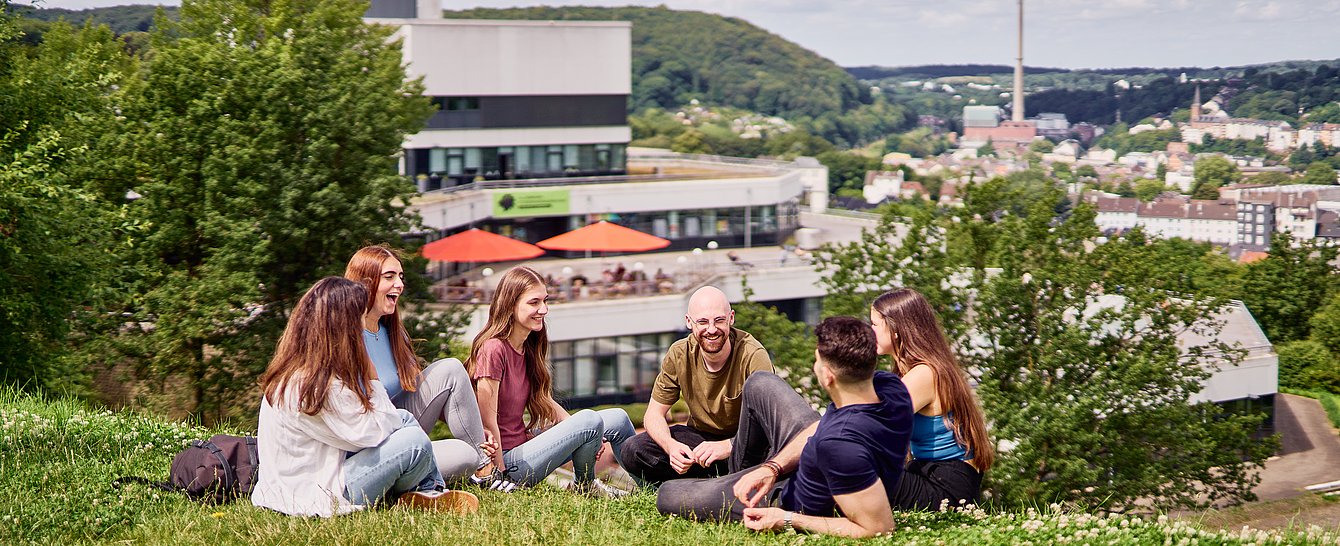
[197,440,237,489]
[244,436,260,489]
[112,476,175,493]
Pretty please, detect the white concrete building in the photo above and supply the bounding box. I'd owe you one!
[366,2,633,190]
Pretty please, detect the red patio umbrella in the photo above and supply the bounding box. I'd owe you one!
[421,228,545,263]
[536,220,671,253]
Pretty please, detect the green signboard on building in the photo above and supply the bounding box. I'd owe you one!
[492,189,570,218]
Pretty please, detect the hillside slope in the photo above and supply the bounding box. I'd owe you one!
[444,6,872,119]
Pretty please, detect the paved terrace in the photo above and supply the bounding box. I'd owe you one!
[429,210,880,304]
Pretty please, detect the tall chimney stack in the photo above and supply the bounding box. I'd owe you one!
[1012,0,1025,122]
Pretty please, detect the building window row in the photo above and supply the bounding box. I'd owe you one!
[550,333,677,398]
[409,143,627,189]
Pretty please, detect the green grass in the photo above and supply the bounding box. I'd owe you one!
[4,390,1339,545]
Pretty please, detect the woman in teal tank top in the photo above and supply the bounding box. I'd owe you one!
[870,288,994,510]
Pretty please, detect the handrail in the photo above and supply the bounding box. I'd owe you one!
[420,169,783,197]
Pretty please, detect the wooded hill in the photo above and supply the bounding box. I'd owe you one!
[442,6,873,120]
[8,3,173,34]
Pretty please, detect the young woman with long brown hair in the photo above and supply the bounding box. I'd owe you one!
[251,277,478,517]
[870,288,994,510]
[345,245,516,492]
[468,266,635,495]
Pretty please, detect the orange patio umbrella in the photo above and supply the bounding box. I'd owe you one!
[536,220,671,253]
[421,228,546,263]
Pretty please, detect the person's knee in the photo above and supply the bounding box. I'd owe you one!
[620,433,653,468]
[655,482,688,516]
[432,439,477,481]
[422,357,468,386]
[435,357,468,380]
[570,408,603,432]
[744,371,787,397]
[597,408,634,436]
[387,425,434,469]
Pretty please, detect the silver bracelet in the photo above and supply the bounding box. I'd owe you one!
[783,511,795,533]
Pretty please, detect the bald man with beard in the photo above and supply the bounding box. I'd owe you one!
[621,286,775,485]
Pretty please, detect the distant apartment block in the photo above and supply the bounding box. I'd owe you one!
[1088,185,1340,250]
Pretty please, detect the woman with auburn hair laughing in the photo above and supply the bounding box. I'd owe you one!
[345,245,516,492]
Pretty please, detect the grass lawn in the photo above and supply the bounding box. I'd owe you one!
[3,389,1338,545]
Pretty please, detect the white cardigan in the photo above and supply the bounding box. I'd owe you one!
[251,378,403,517]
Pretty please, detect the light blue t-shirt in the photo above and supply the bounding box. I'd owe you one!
[363,323,403,400]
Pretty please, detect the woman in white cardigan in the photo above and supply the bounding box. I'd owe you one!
[251,277,478,517]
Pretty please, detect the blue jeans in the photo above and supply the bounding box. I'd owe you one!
[502,408,635,487]
[343,410,445,505]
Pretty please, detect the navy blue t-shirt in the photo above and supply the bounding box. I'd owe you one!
[778,371,914,516]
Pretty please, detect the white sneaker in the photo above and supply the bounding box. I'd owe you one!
[570,478,630,499]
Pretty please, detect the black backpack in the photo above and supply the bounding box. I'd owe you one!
[115,434,260,504]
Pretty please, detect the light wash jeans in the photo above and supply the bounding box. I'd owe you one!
[343,409,445,506]
[502,408,635,487]
[394,358,488,481]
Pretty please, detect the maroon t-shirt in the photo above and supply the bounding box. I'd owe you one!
[473,338,531,450]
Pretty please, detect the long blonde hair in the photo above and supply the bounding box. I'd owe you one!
[466,266,561,428]
[261,277,376,415]
[873,288,994,471]
[344,244,420,392]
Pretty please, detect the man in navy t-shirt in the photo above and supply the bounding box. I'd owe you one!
[656,316,914,538]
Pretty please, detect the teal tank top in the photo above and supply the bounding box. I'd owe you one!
[910,413,968,461]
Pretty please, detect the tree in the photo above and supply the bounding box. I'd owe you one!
[670,128,708,154]
[1235,233,1339,343]
[1250,171,1292,186]
[731,279,819,405]
[815,182,1273,511]
[1190,156,1241,200]
[977,138,996,157]
[1275,340,1340,392]
[1309,292,1340,358]
[1051,162,1072,181]
[815,150,880,193]
[1133,178,1167,201]
[1302,161,1338,185]
[1076,164,1099,180]
[0,11,128,393]
[98,0,434,422]
[971,211,1271,511]
[1307,101,1340,124]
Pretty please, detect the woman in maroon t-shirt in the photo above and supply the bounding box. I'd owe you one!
[467,266,636,496]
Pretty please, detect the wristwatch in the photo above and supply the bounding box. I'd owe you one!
[783,511,795,533]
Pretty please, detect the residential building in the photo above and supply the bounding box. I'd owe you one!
[1235,185,1340,249]
[1087,193,1235,245]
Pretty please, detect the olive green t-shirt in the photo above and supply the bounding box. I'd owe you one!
[651,327,774,437]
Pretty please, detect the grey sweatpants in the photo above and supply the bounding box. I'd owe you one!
[393,358,487,483]
[655,372,821,522]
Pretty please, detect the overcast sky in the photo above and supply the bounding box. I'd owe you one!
[36,0,1340,69]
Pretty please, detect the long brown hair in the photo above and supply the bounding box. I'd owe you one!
[260,277,377,415]
[466,266,561,428]
[344,244,420,392]
[873,288,995,471]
